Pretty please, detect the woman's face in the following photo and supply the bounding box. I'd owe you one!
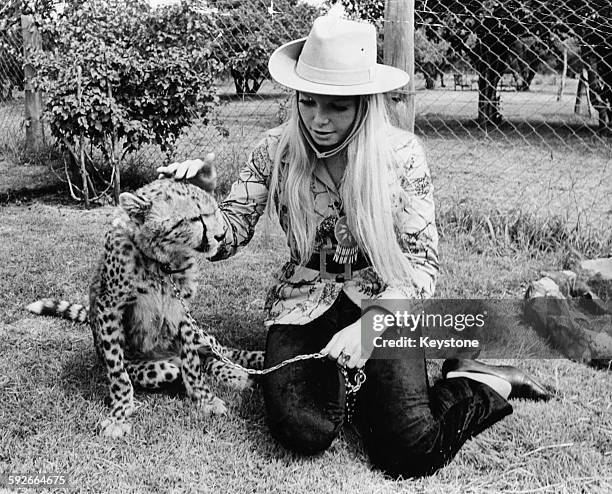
[298,92,358,147]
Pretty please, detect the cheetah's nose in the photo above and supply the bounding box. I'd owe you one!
[214,233,224,242]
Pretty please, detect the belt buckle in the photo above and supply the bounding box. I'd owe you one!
[319,246,352,281]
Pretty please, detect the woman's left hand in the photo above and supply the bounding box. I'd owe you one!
[320,319,372,369]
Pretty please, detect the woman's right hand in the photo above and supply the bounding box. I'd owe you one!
[156,152,217,193]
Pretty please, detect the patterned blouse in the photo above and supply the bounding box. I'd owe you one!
[210,124,439,327]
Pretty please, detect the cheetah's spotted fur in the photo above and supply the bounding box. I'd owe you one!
[27,179,265,437]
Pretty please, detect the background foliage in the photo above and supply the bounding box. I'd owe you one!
[209,0,322,94]
[336,0,612,124]
[30,0,222,202]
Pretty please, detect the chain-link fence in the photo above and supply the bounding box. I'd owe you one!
[0,0,610,234]
[0,20,25,147]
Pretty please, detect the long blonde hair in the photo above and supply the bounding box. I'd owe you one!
[267,93,416,287]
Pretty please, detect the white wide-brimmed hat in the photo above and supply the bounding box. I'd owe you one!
[268,15,409,96]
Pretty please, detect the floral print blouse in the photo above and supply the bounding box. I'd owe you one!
[210,124,439,327]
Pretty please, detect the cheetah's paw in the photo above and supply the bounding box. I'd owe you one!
[200,396,227,416]
[100,418,132,438]
[224,369,254,391]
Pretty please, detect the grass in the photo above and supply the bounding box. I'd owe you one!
[2,78,610,229]
[1,78,611,493]
[0,201,611,493]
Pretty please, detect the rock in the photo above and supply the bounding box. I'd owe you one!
[524,269,612,369]
[581,257,612,281]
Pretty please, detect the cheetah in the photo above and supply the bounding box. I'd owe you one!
[27,179,264,437]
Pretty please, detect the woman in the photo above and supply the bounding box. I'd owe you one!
[159,16,550,479]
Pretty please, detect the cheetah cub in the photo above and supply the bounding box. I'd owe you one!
[28,179,264,437]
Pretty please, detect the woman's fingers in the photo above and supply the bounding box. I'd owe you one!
[346,352,362,369]
[343,343,364,368]
[155,153,216,183]
[156,161,190,179]
[320,333,340,358]
[322,339,361,367]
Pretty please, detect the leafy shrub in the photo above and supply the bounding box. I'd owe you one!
[31,0,222,204]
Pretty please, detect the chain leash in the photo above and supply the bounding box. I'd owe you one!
[339,365,367,423]
[168,277,366,422]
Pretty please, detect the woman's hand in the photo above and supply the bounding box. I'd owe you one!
[156,152,217,192]
[320,319,372,369]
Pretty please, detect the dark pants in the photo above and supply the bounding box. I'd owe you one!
[262,292,512,479]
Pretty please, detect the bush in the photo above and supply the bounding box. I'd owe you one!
[31,0,222,205]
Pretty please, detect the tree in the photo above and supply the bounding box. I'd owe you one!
[209,0,322,94]
[414,28,450,89]
[415,0,612,125]
[338,0,611,126]
[32,0,222,205]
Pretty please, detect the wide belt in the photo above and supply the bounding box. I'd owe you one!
[304,248,371,280]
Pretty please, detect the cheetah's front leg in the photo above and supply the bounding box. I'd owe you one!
[179,319,227,416]
[96,309,136,438]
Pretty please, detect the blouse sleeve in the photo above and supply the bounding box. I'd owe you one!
[375,134,439,299]
[208,131,279,261]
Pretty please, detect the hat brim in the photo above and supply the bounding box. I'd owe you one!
[268,38,410,96]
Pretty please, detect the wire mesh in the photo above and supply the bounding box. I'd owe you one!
[0,0,610,234]
[0,22,25,147]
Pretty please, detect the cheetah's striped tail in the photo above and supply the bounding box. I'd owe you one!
[26,299,89,323]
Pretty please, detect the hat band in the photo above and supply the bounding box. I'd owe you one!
[296,59,374,86]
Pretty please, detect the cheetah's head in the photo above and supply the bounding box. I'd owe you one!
[118,179,223,258]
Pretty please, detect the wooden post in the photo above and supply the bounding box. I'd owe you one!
[384,0,415,132]
[21,14,43,151]
[574,68,593,118]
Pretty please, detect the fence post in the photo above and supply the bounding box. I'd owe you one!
[21,14,43,152]
[384,0,415,132]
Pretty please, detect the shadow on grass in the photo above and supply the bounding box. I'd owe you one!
[59,347,107,404]
[219,91,288,102]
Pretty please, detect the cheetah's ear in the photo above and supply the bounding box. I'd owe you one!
[119,192,152,221]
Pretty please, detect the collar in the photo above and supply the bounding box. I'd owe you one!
[137,249,191,275]
[160,263,190,275]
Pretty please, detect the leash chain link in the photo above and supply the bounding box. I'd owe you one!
[169,277,366,418]
[340,366,367,423]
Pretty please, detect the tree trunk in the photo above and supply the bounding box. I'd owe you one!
[76,65,89,208]
[475,27,507,126]
[574,68,592,117]
[557,46,568,101]
[21,14,43,152]
[477,74,501,125]
[519,67,536,91]
[231,69,245,95]
[421,63,436,89]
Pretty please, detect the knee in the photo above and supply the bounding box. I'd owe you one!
[267,408,338,455]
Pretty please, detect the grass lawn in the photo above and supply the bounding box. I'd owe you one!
[0,200,610,494]
[0,77,611,493]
